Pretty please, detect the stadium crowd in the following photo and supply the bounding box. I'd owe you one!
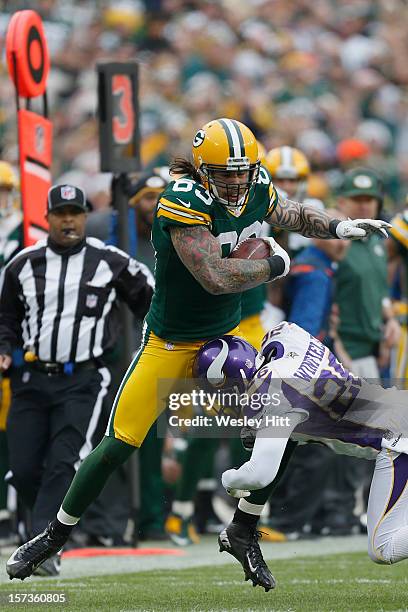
[0,0,407,569]
[1,0,408,205]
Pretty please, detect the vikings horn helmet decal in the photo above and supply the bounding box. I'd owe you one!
[193,335,258,394]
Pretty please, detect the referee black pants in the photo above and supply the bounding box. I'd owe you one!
[6,364,111,536]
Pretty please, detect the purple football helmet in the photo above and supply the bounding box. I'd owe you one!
[192,335,258,394]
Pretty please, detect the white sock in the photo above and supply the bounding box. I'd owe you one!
[57,508,80,526]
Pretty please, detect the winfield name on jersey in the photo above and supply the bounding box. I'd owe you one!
[246,321,408,458]
[293,338,326,381]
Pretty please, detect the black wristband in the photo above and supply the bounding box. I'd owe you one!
[266,255,285,281]
[329,219,340,237]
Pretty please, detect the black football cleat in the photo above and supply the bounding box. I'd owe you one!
[33,552,62,577]
[6,523,67,580]
[218,521,276,592]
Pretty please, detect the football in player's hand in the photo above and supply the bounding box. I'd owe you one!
[229,238,270,260]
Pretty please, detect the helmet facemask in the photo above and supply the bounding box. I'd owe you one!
[200,160,260,209]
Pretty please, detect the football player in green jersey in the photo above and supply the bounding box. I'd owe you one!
[164,142,286,546]
[7,118,391,586]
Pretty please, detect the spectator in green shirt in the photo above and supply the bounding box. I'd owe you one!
[328,168,402,537]
[335,167,401,380]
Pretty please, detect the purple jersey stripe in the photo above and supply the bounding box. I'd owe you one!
[385,453,408,515]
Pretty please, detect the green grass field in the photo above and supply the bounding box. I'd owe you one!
[0,551,407,611]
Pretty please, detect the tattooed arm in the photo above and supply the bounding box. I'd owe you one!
[266,193,335,238]
[266,192,391,239]
[170,225,270,294]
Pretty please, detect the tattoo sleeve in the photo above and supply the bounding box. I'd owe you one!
[170,225,270,294]
[267,193,336,238]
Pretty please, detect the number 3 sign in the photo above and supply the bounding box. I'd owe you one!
[97,62,140,173]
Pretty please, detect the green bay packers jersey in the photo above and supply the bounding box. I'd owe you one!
[241,284,267,320]
[146,167,278,341]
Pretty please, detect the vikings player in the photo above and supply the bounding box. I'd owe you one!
[196,322,408,590]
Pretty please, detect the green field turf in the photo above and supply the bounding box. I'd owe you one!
[0,551,407,611]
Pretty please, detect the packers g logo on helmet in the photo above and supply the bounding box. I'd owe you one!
[193,130,205,148]
[192,118,260,208]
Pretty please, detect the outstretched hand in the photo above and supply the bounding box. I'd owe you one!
[222,469,250,498]
[225,486,250,499]
[335,218,391,239]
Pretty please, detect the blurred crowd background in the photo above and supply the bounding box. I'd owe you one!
[0,0,407,551]
[1,0,408,210]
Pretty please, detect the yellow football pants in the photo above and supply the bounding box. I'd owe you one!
[106,324,240,447]
[239,313,265,351]
[240,304,285,351]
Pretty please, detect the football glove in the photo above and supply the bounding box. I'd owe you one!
[221,469,251,499]
[225,487,251,499]
[222,469,250,498]
[261,237,290,281]
[335,218,391,239]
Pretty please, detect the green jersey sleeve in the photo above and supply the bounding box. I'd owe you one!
[156,178,213,230]
[256,165,279,218]
[266,180,279,217]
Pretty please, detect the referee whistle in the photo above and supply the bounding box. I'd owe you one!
[24,351,38,362]
[62,229,80,239]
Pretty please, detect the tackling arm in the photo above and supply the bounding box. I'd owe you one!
[170,225,288,294]
[222,412,304,493]
[267,193,391,239]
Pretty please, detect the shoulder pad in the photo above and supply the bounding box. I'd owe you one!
[157,178,214,228]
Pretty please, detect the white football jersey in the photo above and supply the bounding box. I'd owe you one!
[246,322,408,458]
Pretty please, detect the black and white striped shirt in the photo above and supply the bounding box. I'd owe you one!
[0,237,154,363]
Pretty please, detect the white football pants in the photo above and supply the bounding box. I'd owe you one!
[367,448,408,564]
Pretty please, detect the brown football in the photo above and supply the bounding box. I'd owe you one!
[230,237,270,260]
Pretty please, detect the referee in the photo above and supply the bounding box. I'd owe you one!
[0,184,154,573]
